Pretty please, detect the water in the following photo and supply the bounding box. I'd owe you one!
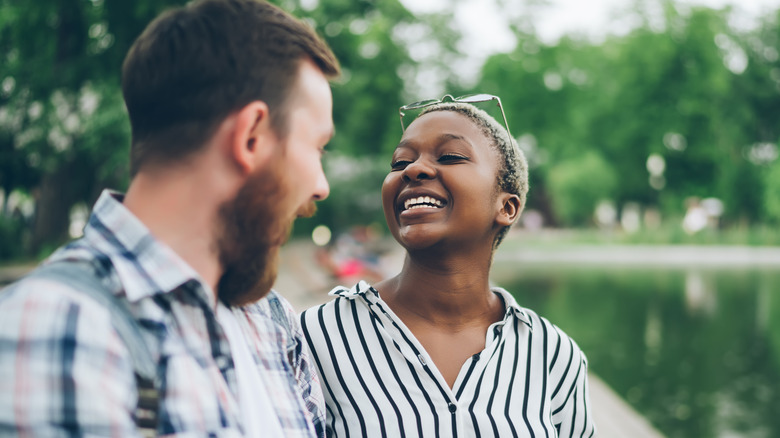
[491,263,780,438]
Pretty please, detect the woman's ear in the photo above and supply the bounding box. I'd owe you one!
[496,193,522,227]
[230,100,275,174]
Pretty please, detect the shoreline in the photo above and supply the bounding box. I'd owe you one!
[494,244,780,267]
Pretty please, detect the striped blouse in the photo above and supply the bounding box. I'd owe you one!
[301,281,595,438]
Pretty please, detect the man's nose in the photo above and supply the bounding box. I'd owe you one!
[313,167,330,200]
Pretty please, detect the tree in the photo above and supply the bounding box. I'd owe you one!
[0,0,466,255]
[288,0,465,237]
[547,151,617,225]
[0,0,189,255]
[476,1,780,227]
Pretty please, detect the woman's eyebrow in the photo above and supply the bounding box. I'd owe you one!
[437,133,469,144]
[396,133,473,150]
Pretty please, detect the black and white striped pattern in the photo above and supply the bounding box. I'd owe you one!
[301,281,595,438]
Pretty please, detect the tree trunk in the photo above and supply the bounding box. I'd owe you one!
[30,161,79,255]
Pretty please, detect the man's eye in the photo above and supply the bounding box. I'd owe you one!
[390,160,411,170]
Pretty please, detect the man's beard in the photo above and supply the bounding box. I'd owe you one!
[216,162,316,307]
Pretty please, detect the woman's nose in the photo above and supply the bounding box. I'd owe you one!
[402,159,436,182]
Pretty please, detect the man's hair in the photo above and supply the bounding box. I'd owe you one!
[418,102,529,249]
[122,0,340,176]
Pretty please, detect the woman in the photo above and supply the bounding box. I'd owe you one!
[301,95,595,437]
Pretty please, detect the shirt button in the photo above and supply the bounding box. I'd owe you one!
[448,403,457,413]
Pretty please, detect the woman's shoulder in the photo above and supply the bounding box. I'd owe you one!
[300,280,377,321]
[493,286,586,359]
[299,281,383,356]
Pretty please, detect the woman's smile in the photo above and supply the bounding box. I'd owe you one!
[403,195,444,210]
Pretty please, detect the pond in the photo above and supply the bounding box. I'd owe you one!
[490,262,780,438]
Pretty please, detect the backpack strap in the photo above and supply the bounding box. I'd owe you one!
[266,292,296,352]
[28,260,159,437]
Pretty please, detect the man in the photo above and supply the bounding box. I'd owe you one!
[0,0,339,436]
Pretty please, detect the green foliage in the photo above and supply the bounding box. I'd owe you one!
[0,0,188,253]
[302,0,414,157]
[283,0,463,234]
[546,151,617,225]
[477,3,780,228]
[0,0,423,253]
[2,0,780,255]
[0,215,25,260]
[763,160,780,223]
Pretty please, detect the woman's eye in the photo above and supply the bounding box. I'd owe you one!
[439,154,468,162]
[390,160,411,170]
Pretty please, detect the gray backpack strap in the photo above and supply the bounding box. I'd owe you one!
[266,292,296,352]
[28,260,159,437]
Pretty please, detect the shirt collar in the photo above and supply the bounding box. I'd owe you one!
[491,286,533,331]
[330,280,533,331]
[329,280,375,299]
[82,189,209,303]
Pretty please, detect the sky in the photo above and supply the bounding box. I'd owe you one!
[400,0,779,52]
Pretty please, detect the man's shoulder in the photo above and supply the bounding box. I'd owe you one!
[4,260,103,303]
[0,272,120,348]
[242,290,301,345]
[246,290,295,319]
[4,274,80,298]
[0,245,129,333]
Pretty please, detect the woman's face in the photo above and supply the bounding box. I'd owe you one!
[382,110,504,251]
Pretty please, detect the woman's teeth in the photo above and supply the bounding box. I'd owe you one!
[404,196,444,210]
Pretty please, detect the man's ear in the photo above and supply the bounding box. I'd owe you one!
[231,101,276,174]
[496,193,522,227]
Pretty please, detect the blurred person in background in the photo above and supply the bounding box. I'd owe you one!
[302,95,595,437]
[0,0,339,436]
[315,225,386,285]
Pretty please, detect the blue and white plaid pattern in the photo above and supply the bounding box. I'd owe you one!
[0,190,325,437]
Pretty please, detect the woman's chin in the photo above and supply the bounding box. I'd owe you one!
[396,231,442,252]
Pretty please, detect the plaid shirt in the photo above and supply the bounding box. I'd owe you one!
[0,190,325,437]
